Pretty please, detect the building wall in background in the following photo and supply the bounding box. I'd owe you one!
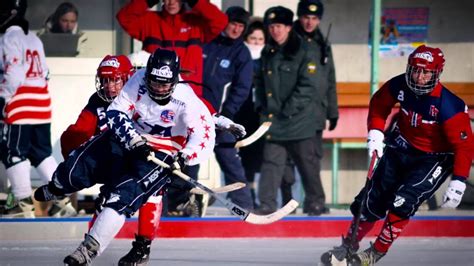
[253,0,474,82]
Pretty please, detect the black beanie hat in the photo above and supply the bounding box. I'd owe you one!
[263,6,294,27]
[226,6,250,27]
[297,0,324,19]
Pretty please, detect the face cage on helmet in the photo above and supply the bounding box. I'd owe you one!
[145,78,177,101]
[95,75,126,103]
[405,64,441,96]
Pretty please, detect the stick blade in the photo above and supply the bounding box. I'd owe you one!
[213,182,245,193]
[189,182,246,195]
[235,121,272,148]
[244,199,299,225]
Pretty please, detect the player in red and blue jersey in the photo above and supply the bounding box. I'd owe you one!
[321,45,473,265]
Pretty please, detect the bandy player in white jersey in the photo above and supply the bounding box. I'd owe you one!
[35,48,215,265]
[0,0,73,218]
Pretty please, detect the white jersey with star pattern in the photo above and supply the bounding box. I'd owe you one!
[107,69,215,165]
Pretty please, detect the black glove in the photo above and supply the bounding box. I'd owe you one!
[328,118,338,131]
[183,0,198,8]
[171,152,188,172]
[129,137,152,161]
[0,97,5,120]
[146,0,160,8]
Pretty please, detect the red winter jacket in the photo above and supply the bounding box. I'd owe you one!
[117,0,228,97]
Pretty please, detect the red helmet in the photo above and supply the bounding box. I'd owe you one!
[405,45,445,95]
[95,55,134,102]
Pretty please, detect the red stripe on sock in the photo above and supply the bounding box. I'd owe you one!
[138,201,163,240]
[374,212,409,253]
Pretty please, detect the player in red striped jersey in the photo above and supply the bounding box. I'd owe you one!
[0,0,75,218]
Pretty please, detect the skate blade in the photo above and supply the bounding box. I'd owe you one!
[319,254,348,266]
[50,203,77,218]
[1,210,35,218]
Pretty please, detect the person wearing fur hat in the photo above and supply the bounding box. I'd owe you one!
[293,0,338,215]
[254,6,325,216]
[201,6,254,210]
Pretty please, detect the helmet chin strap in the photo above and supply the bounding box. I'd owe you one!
[0,9,17,29]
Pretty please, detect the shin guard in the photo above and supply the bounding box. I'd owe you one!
[6,160,32,200]
[89,207,126,254]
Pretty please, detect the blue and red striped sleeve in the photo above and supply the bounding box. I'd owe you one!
[440,91,474,180]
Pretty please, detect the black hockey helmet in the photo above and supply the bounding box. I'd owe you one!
[0,0,27,29]
[144,48,180,102]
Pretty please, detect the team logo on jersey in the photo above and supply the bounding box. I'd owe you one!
[220,59,230,68]
[307,62,317,74]
[429,105,439,118]
[460,131,468,140]
[160,110,175,123]
[393,195,405,207]
[100,58,120,68]
[151,66,173,78]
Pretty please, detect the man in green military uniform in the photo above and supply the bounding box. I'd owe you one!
[293,0,339,214]
[254,6,328,216]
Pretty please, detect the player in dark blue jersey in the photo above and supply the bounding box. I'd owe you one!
[321,45,473,265]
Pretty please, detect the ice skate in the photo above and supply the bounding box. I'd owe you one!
[320,236,358,265]
[118,234,152,266]
[48,197,77,217]
[348,244,385,266]
[64,234,100,266]
[1,196,35,218]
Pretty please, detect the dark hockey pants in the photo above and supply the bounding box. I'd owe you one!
[52,131,173,217]
[350,147,453,221]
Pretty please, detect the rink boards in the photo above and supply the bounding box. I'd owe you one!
[1,215,474,240]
